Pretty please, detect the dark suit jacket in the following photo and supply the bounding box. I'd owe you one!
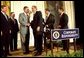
[1,12,11,38]
[45,13,55,29]
[31,11,43,34]
[43,14,55,39]
[9,18,19,34]
[59,13,68,29]
[13,19,19,33]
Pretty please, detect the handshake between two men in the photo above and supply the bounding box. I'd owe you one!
[26,23,40,32]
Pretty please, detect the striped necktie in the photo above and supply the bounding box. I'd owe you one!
[27,15,30,23]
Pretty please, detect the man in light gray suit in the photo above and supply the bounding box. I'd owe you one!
[19,6,30,54]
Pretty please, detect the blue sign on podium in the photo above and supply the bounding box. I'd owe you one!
[51,28,79,41]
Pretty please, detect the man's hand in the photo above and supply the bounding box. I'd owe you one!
[10,30,11,34]
[26,23,30,27]
[37,26,40,31]
[27,23,30,26]
[57,25,61,28]
[46,25,48,27]
[1,31,3,36]
[44,27,46,32]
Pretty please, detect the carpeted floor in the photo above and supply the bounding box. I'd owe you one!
[7,46,76,57]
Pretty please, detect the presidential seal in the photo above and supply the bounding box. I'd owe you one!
[53,31,60,39]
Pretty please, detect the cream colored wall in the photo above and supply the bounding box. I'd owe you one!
[11,1,45,49]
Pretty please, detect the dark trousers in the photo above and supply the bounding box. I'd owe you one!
[33,31,37,50]
[33,31,43,52]
[1,34,10,57]
[62,40,69,52]
[44,31,51,49]
[14,33,18,50]
[0,37,4,57]
[10,33,18,51]
[36,34,43,52]
[24,28,30,52]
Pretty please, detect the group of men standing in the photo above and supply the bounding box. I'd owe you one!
[0,5,69,57]
[1,5,19,57]
[18,5,69,56]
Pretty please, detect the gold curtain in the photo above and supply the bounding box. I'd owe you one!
[1,1,10,16]
[44,1,48,9]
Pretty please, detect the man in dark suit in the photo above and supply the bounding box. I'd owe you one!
[44,8,55,49]
[1,5,11,57]
[9,12,19,51]
[31,6,43,56]
[57,7,69,53]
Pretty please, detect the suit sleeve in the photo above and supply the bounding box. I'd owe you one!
[37,11,43,26]
[19,14,26,26]
[37,11,44,31]
[64,14,68,27]
[62,14,68,28]
[15,19,19,32]
[48,15,55,28]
